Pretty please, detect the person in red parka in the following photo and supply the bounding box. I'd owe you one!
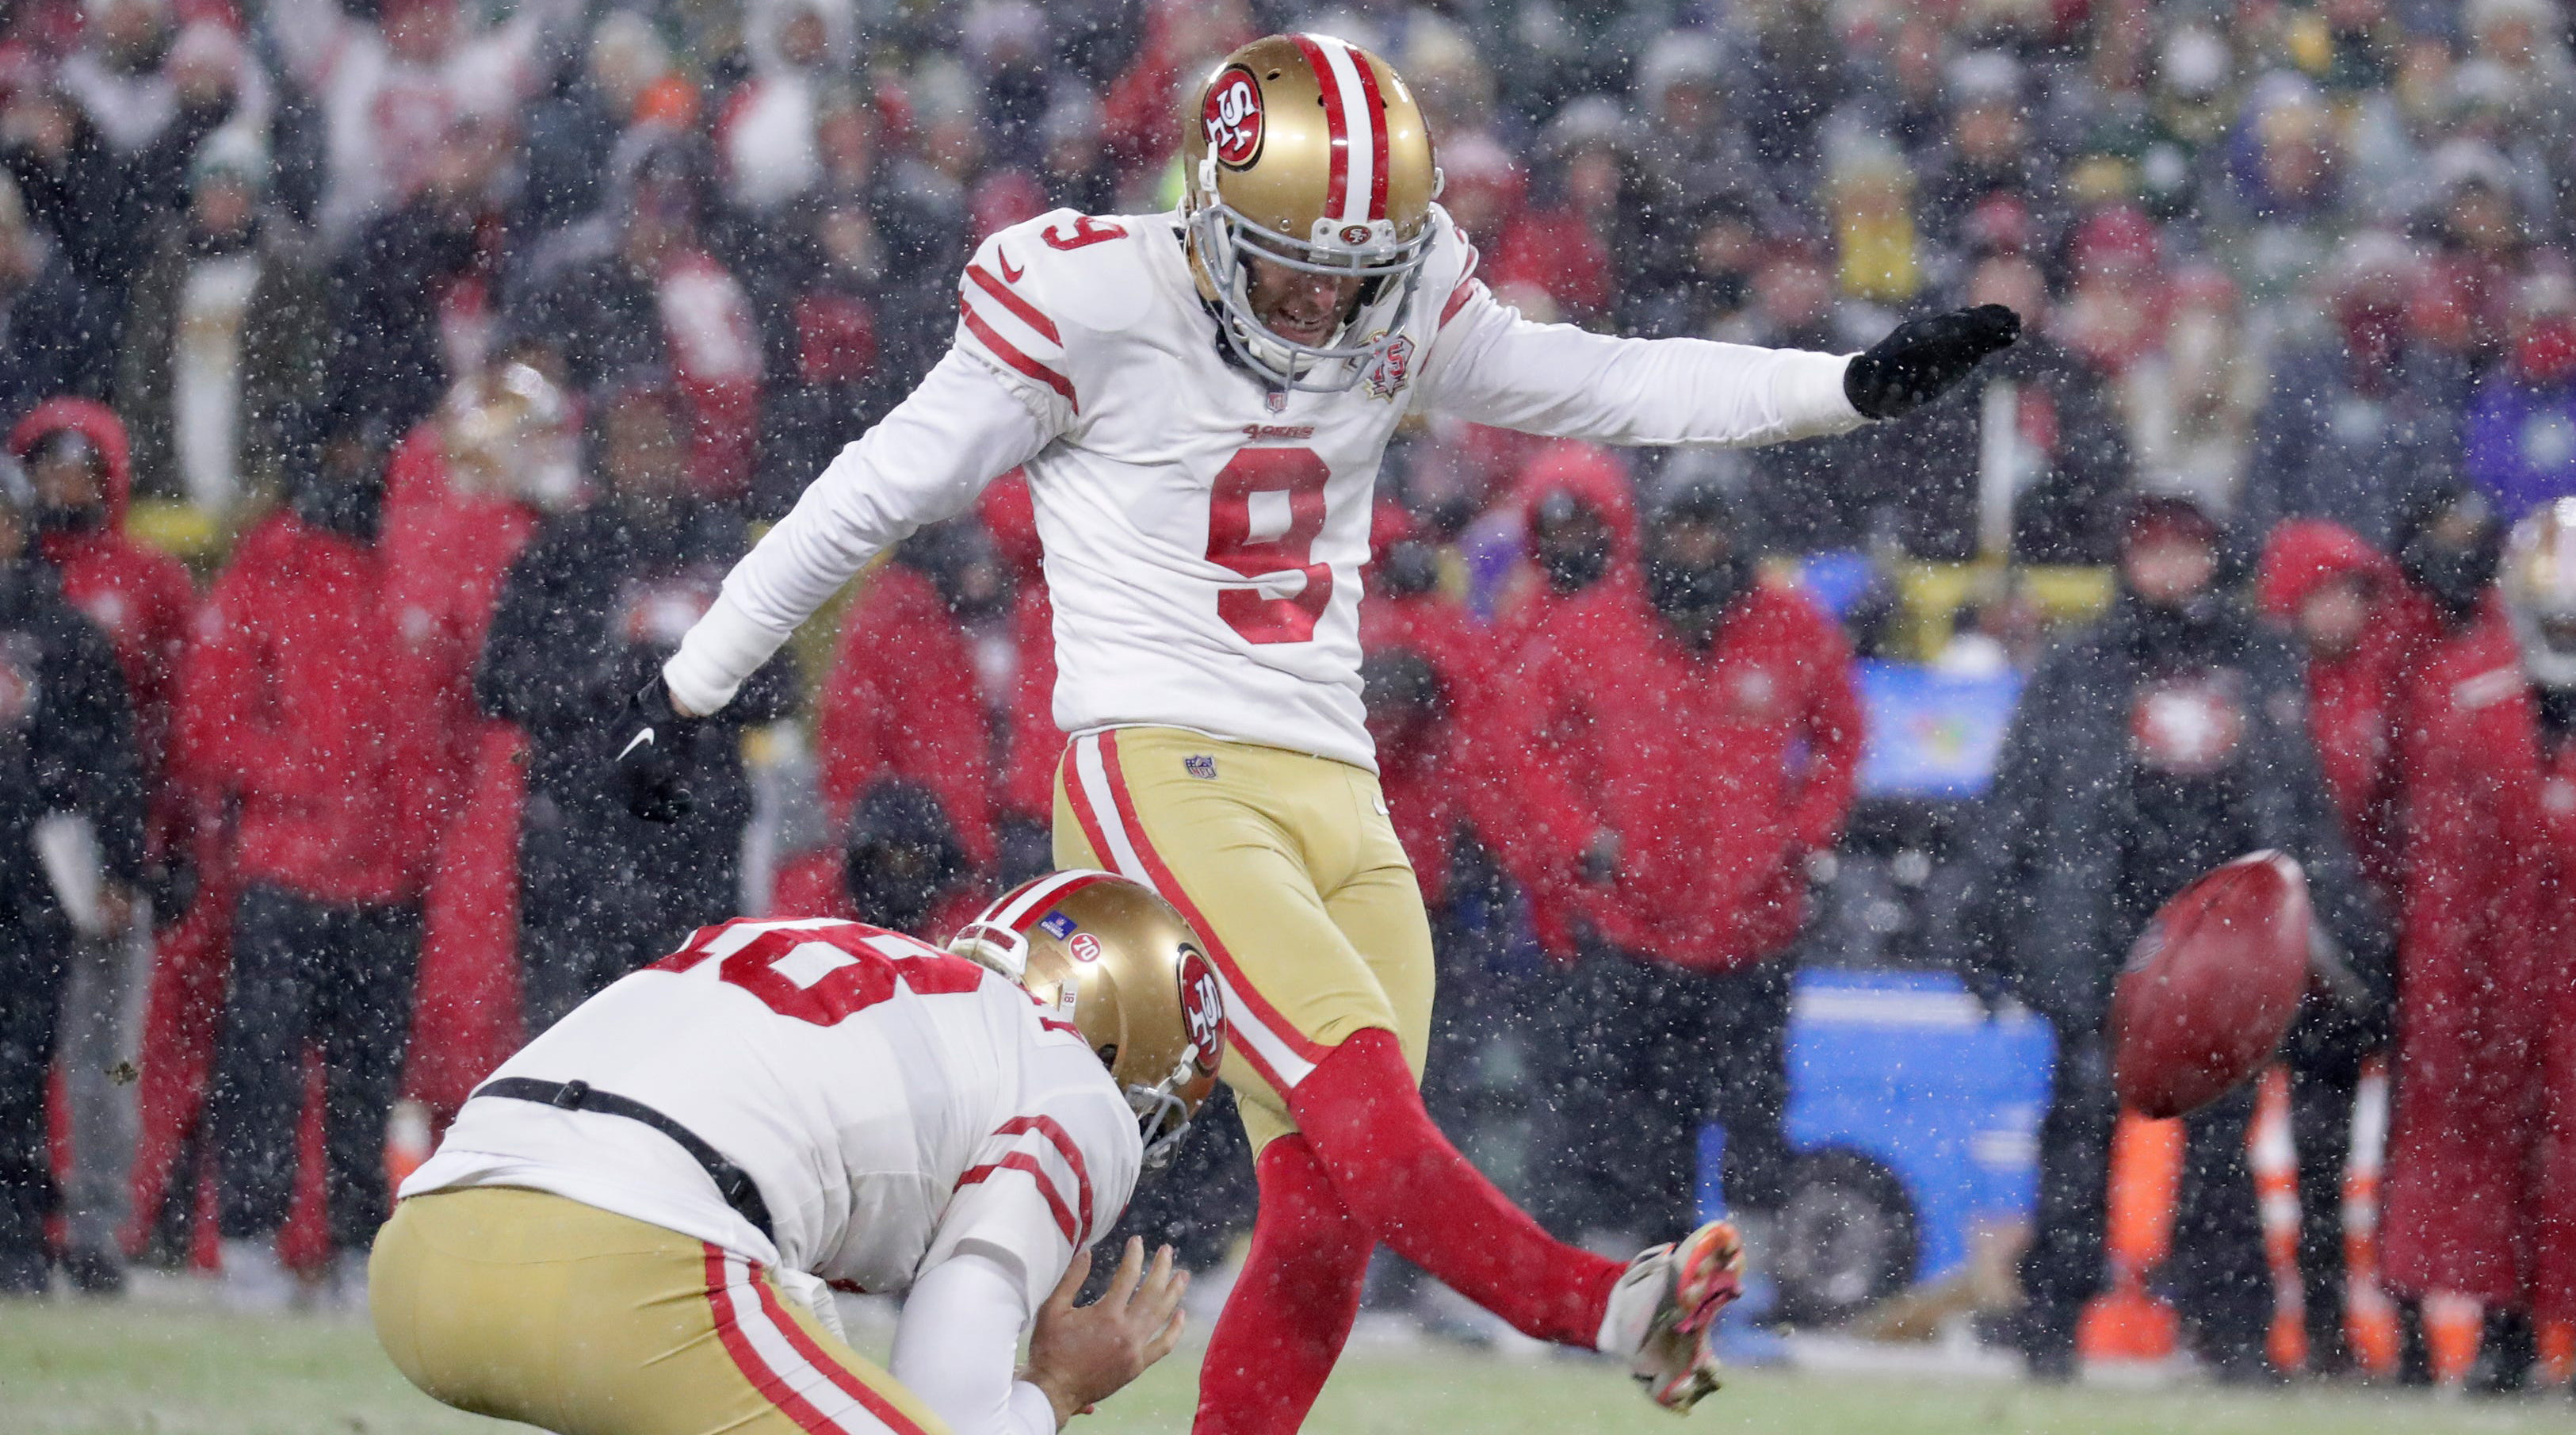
[2490,497,2576,1395]
[1490,440,1638,659]
[1503,480,1862,1276]
[9,397,195,1293]
[380,350,575,1120]
[2253,518,2424,1375]
[793,474,1057,937]
[180,414,435,1312]
[2376,482,2555,1391]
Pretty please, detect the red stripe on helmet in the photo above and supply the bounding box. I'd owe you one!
[1349,50,1391,222]
[1291,33,1350,224]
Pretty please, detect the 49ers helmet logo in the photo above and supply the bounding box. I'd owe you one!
[1204,65,1263,167]
[1176,946,1226,1072]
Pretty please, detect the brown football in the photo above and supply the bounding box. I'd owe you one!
[2110,851,2313,1119]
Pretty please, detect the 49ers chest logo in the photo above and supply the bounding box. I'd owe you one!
[1176,947,1226,1073]
[1204,66,1263,167]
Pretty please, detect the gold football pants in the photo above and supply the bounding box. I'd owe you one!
[370,1187,949,1435]
[1053,727,1435,1154]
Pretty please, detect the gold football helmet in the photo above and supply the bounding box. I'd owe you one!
[2504,497,2576,688]
[1182,33,1441,391]
[949,871,1225,1170]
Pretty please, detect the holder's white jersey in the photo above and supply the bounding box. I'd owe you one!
[401,916,1141,1312]
[663,205,1867,767]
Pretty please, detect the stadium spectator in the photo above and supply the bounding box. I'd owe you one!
[2255,519,2417,1376]
[0,457,143,1297]
[1508,483,1861,1292]
[380,346,572,1119]
[1489,441,1634,652]
[0,172,113,417]
[2121,264,2264,516]
[2464,271,2576,515]
[325,115,508,444]
[1943,494,2390,1381]
[264,0,579,243]
[515,135,763,500]
[2375,481,2556,1391]
[474,381,794,1034]
[2497,499,2576,1391]
[1873,249,2132,561]
[10,398,194,1294]
[182,412,433,1311]
[797,513,1020,920]
[116,132,323,511]
[2238,233,2468,553]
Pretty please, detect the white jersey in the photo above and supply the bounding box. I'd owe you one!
[663,205,1867,767]
[401,916,1141,1312]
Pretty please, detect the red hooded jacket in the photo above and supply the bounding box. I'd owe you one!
[2531,727,2576,1323]
[779,475,1059,920]
[10,399,197,857]
[178,511,438,905]
[1358,503,1521,910]
[380,426,544,1113]
[1501,580,1863,970]
[2377,599,2552,1303]
[1490,441,1638,657]
[2254,520,2422,897]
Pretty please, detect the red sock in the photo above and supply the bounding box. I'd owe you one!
[1288,1029,1624,1348]
[1192,1136,1374,1435]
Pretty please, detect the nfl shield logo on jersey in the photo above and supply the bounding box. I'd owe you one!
[1361,335,1414,401]
[1183,754,1217,780]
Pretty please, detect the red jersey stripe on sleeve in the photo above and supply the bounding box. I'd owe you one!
[964,264,1061,344]
[959,300,1078,411]
[957,1152,1081,1246]
[993,1115,1095,1240]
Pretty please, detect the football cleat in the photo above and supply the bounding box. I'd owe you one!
[1626,1220,1745,1413]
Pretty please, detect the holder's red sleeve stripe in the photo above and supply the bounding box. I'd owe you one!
[957,1153,1082,1246]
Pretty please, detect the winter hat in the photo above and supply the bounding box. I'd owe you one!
[189,127,268,194]
[2122,492,2222,553]
[2257,519,2393,620]
[0,454,31,519]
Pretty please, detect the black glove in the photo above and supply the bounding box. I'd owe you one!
[1842,304,2022,420]
[613,675,701,823]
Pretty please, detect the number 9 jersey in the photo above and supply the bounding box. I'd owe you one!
[666,204,1865,769]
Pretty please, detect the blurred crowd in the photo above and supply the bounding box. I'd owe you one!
[1,0,2574,1397]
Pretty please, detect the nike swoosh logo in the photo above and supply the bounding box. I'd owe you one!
[618,728,656,760]
[998,250,1024,282]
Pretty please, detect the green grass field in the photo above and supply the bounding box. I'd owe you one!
[4,1295,2569,1435]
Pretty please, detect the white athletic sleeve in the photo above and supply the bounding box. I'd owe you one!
[1411,277,1868,447]
[662,347,1063,714]
[892,1252,1058,1435]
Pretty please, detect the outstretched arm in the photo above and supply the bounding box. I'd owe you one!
[1416,281,2017,445]
[662,349,1061,716]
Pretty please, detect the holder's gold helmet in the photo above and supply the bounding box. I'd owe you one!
[1182,33,1440,392]
[2504,497,2576,688]
[948,871,1225,1171]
